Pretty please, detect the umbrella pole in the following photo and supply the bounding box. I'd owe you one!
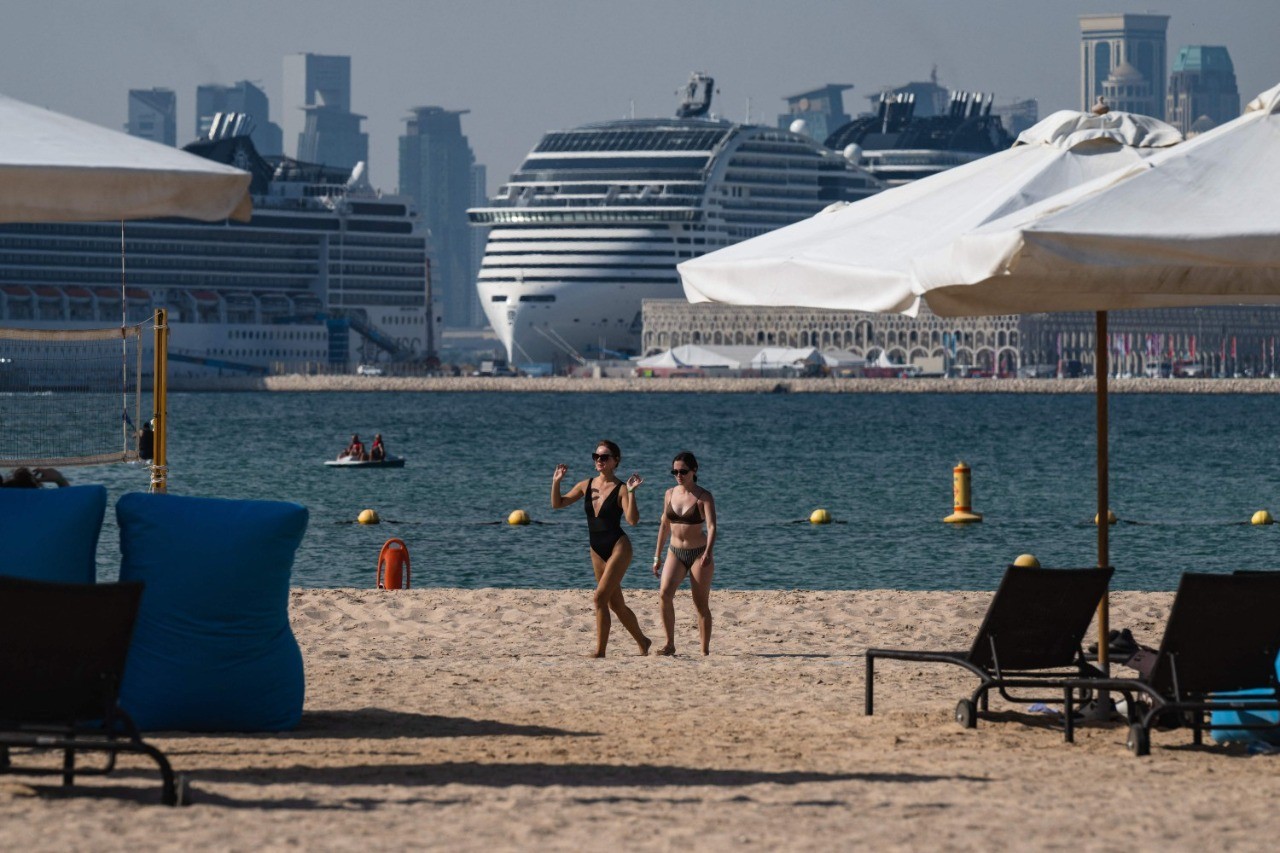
[1096,310,1110,674]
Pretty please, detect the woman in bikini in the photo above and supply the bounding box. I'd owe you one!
[551,439,651,658]
[652,451,717,655]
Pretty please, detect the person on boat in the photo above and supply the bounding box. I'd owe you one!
[551,440,651,658]
[370,434,386,462]
[652,450,717,655]
[0,467,70,488]
[340,434,367,461]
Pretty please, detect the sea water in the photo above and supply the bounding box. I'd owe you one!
[84,390,1280,591]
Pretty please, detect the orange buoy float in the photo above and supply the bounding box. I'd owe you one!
[376,538,411,589]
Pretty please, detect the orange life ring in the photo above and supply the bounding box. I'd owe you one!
[376,538,411,589]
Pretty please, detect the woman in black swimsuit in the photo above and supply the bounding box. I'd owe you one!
[551,440,651,657]
[652,451,717,655]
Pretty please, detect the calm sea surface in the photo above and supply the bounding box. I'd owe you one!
[84,391,1280,591]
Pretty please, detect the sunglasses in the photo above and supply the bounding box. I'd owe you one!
[591,452,615,461]
[671,468,692,476]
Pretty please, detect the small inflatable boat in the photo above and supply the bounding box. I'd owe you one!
[324,455,405,469]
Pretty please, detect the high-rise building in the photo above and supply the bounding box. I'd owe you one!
[196,81,284,155]
[126,88,177,146]
[282,53,367,170]
[399,107,479,328]
[1080,13,1169,118]
[1166,46,1240,136]
[1102,60,1159,116]
[777,84,851,143]
[469,163,490,328]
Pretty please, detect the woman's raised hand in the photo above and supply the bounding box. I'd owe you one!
[553,463,568,482]
[626,472,644,491]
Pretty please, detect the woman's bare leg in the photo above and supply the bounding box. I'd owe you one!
[591,537,650,656]
[689,559,715,655]
[657,554,687,655]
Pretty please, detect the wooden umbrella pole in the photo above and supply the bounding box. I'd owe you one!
[1096,310,1110,674]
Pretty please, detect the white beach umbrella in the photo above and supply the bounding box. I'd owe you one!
[911,83,1280,315]
[0,93,251,223]
[678,109,1181,315]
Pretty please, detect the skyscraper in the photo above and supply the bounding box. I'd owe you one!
[399,107,479,328]
[1080,13,1169,118]
[469,163,490,328]
[126,88,177,146]
[196,81,284,155]
[1166,46,1240,135]
[282,53,368,170]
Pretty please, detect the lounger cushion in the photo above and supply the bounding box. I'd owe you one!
[0,485,106,583]
[116,492,308,732]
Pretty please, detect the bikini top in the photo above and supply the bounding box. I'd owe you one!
[665,494,704,525]
[585,479,624,534]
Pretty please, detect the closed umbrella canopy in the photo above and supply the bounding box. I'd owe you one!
[679,109,1180,315]
[912,83,1280,315]
[0,93,252,223]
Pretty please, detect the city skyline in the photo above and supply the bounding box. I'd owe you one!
[4,1,1279,197]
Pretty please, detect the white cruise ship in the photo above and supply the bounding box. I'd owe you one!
[0,121,432,377]
[468,74,884,365]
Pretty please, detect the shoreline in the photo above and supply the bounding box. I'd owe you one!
[168,374,1280,393]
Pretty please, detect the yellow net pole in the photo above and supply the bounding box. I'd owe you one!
[151,308,169,493]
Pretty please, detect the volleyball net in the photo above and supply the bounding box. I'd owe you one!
[0,324,146,467]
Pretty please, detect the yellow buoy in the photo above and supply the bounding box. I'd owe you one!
[1012,553,1041,568]
[809,508,831,524]
[357,508,380,525]
[944,461,983,523]
[1094,509,1118,525]
[1252,509,1273,526]
[508,509,531,526]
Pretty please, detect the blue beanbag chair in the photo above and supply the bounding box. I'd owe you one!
[0,485,106,583]
[116,492,308,732]
[1210,655,1280,745]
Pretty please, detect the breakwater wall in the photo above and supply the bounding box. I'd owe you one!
[169,375,1280,394]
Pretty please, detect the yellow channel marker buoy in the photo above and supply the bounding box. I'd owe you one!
[809,508,831,524]
[1094,509,1118,525]
[943,461,983,523]
[508,509,531,526]
[1252,509,1273,526]
[1012,554,1041,568]
[357,509,380,525]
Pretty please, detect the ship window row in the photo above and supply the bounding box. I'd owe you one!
[482,250,675,258]
[0,268,314,288]
[471,210,699,225]
[230,329,327,341]
[481,262,675,272]
[329,280,426,294]
[0,255,320,275]
[210,348,326,359]
[329,264,426,277]
[533,129,727,153]
[521,155,710,171]
[0,223,326,247]
[327,248,426,262]
[337,234,426,249]
[482,235,675,244]
[383,315,423,325]
[510,170,705,185]
[479,275,676,285]
[0,236,322,258]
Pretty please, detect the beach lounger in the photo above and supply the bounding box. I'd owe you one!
[0,577,187,805]
[1062,572,1280,756]
[865,566,1112,730]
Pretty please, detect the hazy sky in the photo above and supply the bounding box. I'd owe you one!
[5,1,1278,195]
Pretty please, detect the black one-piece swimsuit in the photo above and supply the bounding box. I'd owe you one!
[585,480,625,560]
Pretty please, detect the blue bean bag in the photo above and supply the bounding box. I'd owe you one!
[116,492,308,732]
[0,485,106,584]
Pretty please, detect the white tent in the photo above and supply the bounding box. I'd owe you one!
[634,344,759,370]
[678,109,1180,315]
[912,83,1280,315]
[749,346,823,370]
[0,93,252,223]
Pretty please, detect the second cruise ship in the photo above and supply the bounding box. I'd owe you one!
[468,74,884,365]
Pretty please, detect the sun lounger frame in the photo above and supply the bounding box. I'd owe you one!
[865,566,1112,730]
[0,577,186,805]
[1058,572,1280,756]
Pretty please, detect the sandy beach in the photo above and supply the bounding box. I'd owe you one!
[3,587,1278,851]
